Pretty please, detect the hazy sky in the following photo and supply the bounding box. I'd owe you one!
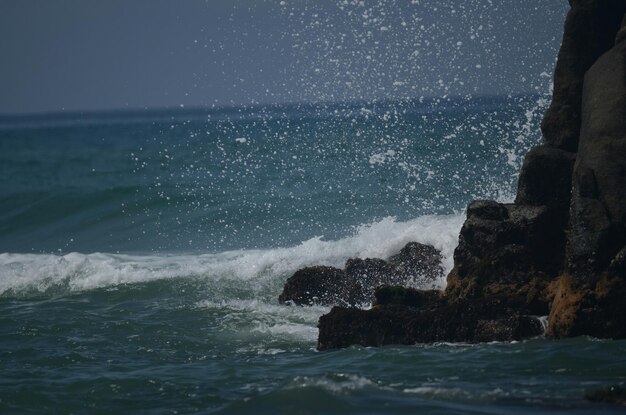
[0,0,568,114]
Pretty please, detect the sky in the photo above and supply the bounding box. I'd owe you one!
[0,0,569,114]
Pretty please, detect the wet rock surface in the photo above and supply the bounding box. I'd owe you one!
[318,287,543,350]
[278,242,444,307]
[445,200,557,315]
[278,266,349,306]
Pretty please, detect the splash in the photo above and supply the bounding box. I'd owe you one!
[0,214,462,297]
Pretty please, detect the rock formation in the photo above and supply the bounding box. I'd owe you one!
[317,0,626,350]
[318,286,543,350]
[549,14,626,337]
[279,266,350,306]
[585,385,626,406]
[278,242,444,306]
[541,0,625,152]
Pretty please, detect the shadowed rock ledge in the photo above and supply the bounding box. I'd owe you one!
[316,0,626,350]
[318,286,543,350]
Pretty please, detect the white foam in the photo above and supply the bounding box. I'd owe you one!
[287,374,382,393]
[0,214,463,296]
[194,299,328,343]
[403,386,472,398]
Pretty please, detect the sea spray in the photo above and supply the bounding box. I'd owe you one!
[1,96,547,254]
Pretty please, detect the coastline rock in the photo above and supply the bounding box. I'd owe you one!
[515,145,576,215]
[278,266,348,306]
[445,200,556,314]
[373,285,443,309]
[547,20,626,339]
[279,242,444,306]
[540,0,625,152]
[547,274,626,339]
[318,288,543,350]
[566,36,626,279]
[388,242,445,285]
[344,258,400,305]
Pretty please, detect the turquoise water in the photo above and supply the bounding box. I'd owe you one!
[2,282,626,414]
[1,96,625,414]
[1,96,538,254]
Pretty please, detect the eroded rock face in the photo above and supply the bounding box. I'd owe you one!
[547,27,626,338]
[566,37,626,279]
[278,242,444,306]
[541,0,625,152]
[515,145,576,215]
[547,274,626,339]
[446,5,626,342]
[445,200,556,314]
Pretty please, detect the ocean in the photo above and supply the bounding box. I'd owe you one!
[1,96,625,414]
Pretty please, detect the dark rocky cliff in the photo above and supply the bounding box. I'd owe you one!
[317,0,626,349]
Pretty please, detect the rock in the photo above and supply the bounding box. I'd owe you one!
[547,274,626,339]
[515,145,576,215]
[279,242,445,307]
[344,257,400,305]
[318,306,416,349]
[388,242,445,287]
[585,385,626,406]
[566,37,626,278]
[465,199,508,221]
[609,246,626,277]
[318,295,544,350]
[543,14,626,339]
[278,266,348,306]
[445,201,556,313]
[540,0,625,151]
[373,286,443,309]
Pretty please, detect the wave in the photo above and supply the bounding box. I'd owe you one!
[0,214,463,297]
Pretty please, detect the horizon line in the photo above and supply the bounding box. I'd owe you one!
[0,92,544,119]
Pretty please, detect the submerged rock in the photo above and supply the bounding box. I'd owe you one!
[278,242,444,307]
[585,385,626,406]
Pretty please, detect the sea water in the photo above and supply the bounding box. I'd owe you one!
[1,97,625,414]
